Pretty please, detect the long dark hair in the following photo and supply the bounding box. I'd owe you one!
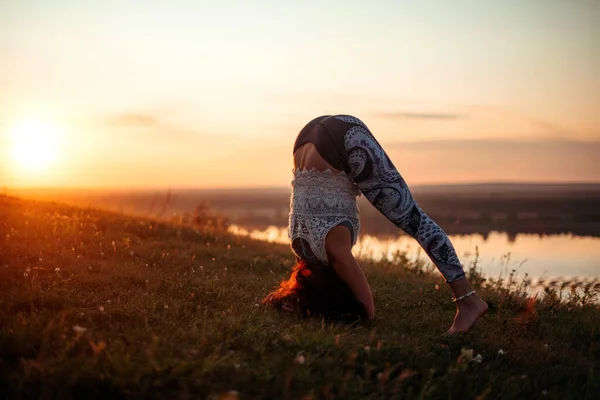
[262,258,368,323]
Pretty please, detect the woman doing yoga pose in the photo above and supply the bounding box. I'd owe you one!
[263,115,488,334]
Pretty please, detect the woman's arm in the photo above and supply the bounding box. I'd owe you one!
[325,226,375,320]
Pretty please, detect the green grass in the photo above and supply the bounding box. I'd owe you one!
[1,195,599,400]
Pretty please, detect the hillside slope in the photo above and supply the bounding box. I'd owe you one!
[0,195,598,399]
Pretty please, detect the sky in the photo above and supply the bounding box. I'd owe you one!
[0,0,598,189]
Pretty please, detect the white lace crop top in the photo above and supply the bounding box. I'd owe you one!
[288,168,361,265]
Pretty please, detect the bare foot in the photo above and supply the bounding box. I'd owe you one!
[446,295,488,335]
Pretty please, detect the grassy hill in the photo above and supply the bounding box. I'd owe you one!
[0,195,598,399]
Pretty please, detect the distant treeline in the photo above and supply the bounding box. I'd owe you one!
[11,183,600,238]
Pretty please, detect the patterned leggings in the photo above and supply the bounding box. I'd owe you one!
[294,115,466,283]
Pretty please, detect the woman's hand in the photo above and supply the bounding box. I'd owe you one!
[281,303,295,313]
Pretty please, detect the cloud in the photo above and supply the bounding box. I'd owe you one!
[387,138,600,150]
[376,112,467,120]
[107,113,160,127]
[97,111,212,144]
[524,116,573,138]
[383,139,600,183]
[464,105,577,139]
[371,104,597,142]
[101,110,247,144]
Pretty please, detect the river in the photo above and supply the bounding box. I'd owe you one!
[229,225,600,291]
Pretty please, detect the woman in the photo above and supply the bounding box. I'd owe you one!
[263,115,488,334]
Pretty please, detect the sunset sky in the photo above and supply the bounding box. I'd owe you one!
[1,0,598,189]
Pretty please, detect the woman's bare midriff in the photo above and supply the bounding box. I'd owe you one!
[293,143,343,173]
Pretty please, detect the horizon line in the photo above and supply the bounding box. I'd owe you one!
[5,180,600,193]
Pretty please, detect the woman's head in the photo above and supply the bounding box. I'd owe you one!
[262,258,368,323]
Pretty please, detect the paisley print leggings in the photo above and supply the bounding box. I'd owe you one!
[293,115,466,283]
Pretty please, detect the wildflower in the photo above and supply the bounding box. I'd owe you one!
[254,303,259,307]
[294,352,305,365]
[99,305,105,312]
[90,340,106,355]
[212,258,216,262]
[219,390,240,400]
[544,344,549,349]
[38,258,42,262]
[224,267,228,272]
[164,304,169,309]
[364,346,371,352]
[72,325,87,334]
[106,300,111,304]
[435,284,440,291]
[200,265,204,271]
[55,268,60,273]
[130,251,134,256]
[474,354,483,363]
[459,348,474,363]
[227,244,231,250]
[23,272,28,278]
[398,368,418,381]
[498,349,505,356]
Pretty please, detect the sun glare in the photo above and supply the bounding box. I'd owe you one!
[10,121,62,171]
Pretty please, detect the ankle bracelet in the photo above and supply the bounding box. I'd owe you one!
[452,290,476,303]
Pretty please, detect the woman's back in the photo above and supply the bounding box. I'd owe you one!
[293,143,343,174]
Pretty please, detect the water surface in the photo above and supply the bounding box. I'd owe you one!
[229,225,600,285]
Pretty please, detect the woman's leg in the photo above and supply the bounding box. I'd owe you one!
[332,115,488,333]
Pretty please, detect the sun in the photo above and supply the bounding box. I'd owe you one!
[10,120,62,171]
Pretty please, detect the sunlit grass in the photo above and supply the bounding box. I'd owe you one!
[1,195,599,399]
